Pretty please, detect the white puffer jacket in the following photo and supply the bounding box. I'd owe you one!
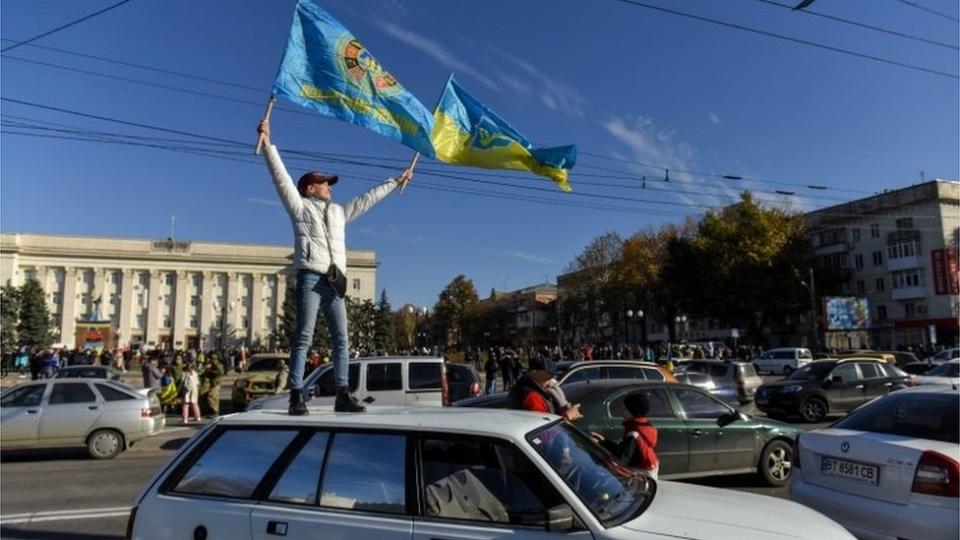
[264,144,398,274]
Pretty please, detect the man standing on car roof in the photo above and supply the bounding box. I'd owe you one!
[258,119,412,415]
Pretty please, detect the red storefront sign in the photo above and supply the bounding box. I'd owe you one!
[931,249,960,295]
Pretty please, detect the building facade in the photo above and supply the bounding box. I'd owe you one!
[806,180,960,350]
[0,233,379,351]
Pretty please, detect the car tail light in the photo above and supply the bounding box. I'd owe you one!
[125,505,138,539]
[140,408,153,418]
[912,451,959,498]
[906,375,917,387]
[469,382,481,396]
[441,369,450,406]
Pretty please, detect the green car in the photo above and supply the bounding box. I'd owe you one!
[456,379,799,486]
[231,353,287,412]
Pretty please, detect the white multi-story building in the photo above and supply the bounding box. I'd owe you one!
[807,180,960,350]
[0,233,379,351]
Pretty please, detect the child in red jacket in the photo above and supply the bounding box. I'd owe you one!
[591,392,659,479]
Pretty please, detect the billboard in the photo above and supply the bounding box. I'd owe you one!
[824,296,870,330]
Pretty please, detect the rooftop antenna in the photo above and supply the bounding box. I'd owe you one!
[920,171,926,182]
[170,215,176,241]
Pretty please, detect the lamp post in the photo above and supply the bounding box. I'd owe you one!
[626,309,646,358]
[800,268,819,352]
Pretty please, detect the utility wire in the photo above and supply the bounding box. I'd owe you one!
[610,0,959,79]
[892,0,960,23]
[750,0,959,50]
[1,0,137,53]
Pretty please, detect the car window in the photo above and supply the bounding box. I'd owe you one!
[269,431,330,505]
[926,363,960,377]
[446,365,467,383]
[320,433,405,514]
[775,351,794,360]
[609,388,675,419]
[1,385,46,408]
[604,366,645,380]
[834,393,959,444]
[799,350,813,359]
[314,364,359,397]
[737,363,758,378]
[174,429,298,498]
[641,368,665,381]
[421,436,564,525]
[48,383,96,405]
[409,362,442,390]
[674,388,731,419]
[830,363,861,382]
[563,366,600,384]
[94,384,136,401]
[248,358,281,372]
[366,363,402,392]
[857,363,883,379]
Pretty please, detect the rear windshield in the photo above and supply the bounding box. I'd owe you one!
[834,393,959,444]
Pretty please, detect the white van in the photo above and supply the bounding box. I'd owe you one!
[248,356,447,411]
[753,348,814,375]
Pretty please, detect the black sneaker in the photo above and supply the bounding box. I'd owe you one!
[334,386,366,412]
[288,388,309,416]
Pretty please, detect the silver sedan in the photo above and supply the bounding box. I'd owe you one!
[0,379,165,459]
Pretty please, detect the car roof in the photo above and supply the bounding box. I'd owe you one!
[217,406,557,437]
[567,360,661,368]
[764,347,808,352]
[888,384,959,395]
[61,365,109,370]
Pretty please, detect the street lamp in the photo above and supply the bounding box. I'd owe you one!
[674,314,688,342]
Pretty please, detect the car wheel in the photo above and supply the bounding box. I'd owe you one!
[759,439,793,487]
[800,397,827,423]
[782,365,793,376]
[87,429,124,460]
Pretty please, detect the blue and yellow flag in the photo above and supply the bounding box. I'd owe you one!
[431,77,576,192]
[272,0,435,157]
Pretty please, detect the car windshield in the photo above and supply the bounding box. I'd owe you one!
[925,363,959,378]
[527,422,655,527]
[247,358,280,372]
[787,362,835,381]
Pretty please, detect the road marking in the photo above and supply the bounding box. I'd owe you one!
[0,507,130,525]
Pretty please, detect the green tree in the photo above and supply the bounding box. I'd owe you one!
[346,298,377,354]
[393,307,417,352]
[1,283,20,353]
[374,290,395,354]
[434,275,480,349]
[17,279,52,349]
[272,286,296,350]
[562,232,625,344]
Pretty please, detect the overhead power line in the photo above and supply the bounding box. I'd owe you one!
[892,0,960,23]
[610,0,959,79]
[1,0,137,53]
[751,0,959,50]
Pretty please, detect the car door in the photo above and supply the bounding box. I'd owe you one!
[412,434,592,540]
[824,363,865,412]
[0,383,48,446]
[673,387,756,473]
[855,362,890,402]
[38,382,102,445]
[406,361,443,406]
[366,362,405,406]
[251,431,412,540]
[308,364,359,407]
[600,387,688,475]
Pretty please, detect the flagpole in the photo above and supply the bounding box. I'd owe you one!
[399,152,420,193]
[254,95,276,155]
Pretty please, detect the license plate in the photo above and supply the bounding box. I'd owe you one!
[820,456,879,485]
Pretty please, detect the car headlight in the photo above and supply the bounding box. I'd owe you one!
[782,384,803,393]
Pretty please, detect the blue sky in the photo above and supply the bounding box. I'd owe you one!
[2,0,957,309]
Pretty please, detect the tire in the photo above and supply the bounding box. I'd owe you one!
[782,365,794,376]
[758,439,793,487]
[800,397,827,423]
[87,429,124,460]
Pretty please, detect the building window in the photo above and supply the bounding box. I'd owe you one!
[877,305,887,320]
[52,293,62,305]
[895,217,914,230]
[854,254,864,269]
[190,318,198,329]
[905,302,916,317]
[190,295,200,306]
[818,228,845,246]
[53,270,65,284]
[163,316,172,328]
[139,273,149,287]
[192,274,202,288]
[241,316,249,329]
[891,269,923,289]
[352,278,361,291]
[887,240,922,260]
[165,274,175,286]
[240,296,248,307]
[217,275,226,288]
[852,228,861,242]
[164,295,172,307]
[856,280,865,295]
[875,278,885,291]
[136,314,145,329]
[870,224,880,238]
[872,251,883,266]
[110,294,118,305]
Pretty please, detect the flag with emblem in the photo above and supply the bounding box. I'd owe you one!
[430,76,576,192]
[272,0,435,157]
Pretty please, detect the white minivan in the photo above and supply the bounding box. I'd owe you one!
[753,347,814,375]
[128,407,855,540]
[247,356,446,411]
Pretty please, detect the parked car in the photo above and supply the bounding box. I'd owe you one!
[128,406,852,540]
[879,350,920,367]
[231,353,289,412]
[674,360,761,403]
[444,362,481,403]
[752,347,813,375]
[247,356,447,411]
[457,380,800,486]
[54,365,123,381]
[673,371,738,404]
[835,351,897,364]
[556,360,678,385]
[925,347,960,365]
[0,379,165,459]
[791,386,959,540]
[902,361,935,376]
[755,358,912,422]
[915,359,960,387]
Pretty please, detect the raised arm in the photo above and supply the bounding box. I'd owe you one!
[258,120,303,218]
[343,167,413,223]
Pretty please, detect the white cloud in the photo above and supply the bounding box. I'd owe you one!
[375,21,500,93]
[709,113,722,125]
[245,197,280,207]
[488,47,586,118]
[357,225,435,245]
[604,116,696,174]
[502,250,556,264]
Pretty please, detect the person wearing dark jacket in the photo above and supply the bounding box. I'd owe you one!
[483,353,498,394]
[591,392,659,479]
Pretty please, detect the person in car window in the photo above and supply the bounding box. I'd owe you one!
[258,118,412,415]
[590,392,660,479]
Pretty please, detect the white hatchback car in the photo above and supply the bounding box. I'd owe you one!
[790,386,959,540]
[129,407,854,539]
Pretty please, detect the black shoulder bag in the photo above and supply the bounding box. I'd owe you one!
[323,204,348,298]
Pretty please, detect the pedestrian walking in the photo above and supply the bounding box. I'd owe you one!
[181,364,202,424]
[258,118,413,415]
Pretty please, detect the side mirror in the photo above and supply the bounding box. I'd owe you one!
[544,504,575,531]
[717,411,738,427]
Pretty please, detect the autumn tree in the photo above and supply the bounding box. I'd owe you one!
[434,275,480,349]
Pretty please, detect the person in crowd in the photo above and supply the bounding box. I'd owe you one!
[590,392,659,479]
[507,369,582,422]
[142,358,162,389]
[199,353,224,416]
[181,363,202,424]
[484,350,498,394]
[499,349,514,392]
[275,360,290,395]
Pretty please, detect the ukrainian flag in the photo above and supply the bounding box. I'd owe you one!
[431,76,576,192]
[273,0,435,157]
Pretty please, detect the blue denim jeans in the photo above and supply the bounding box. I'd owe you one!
[289,270,349,391]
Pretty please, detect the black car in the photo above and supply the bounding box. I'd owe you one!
[755,358,912,422]
[445,362,481,403]
[900,361,934,376]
